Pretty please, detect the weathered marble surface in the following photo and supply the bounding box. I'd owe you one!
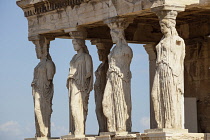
[102,17,133,132]
[59,132,208,140]
[151,10,185,129]
[67,38,93,136]
[140,132,205,140]
[17,0,153,37]
[25,138,60,140]
[93,40,113,133]
[31,36,56,137]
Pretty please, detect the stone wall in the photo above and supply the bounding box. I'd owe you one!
[184,38,210,133]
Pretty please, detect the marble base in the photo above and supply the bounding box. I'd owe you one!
[95,135,111,140]
[144,128,188,134]
[100,132,128,136]
[61,134,96,140]
[25,138,60,140]
[98,132,139,140]
[140,129,206,140]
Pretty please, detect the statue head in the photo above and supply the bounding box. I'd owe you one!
[72,39,89,54]
[110,28,125,44]
[157,10,178,36]
[159,19,178,36]
[33,37,51,60]
[96,43,112,62]
[106,18,130,45]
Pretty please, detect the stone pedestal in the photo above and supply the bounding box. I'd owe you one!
[61,134,96,140]
[144,129,188,134]
[97,132,139,140]
[25,138,60,140]
[139,129,206,140]
[184,97,198,133]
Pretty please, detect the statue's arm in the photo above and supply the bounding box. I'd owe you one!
[31,70,37,87]
[85,54,93,92]
[85,55,93,79]
[66,68,71,89]
[46,61,56,81]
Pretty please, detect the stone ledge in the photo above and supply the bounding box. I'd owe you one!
[61,134,96,140]
[144,128,189,134]
[25,133,209,140]
[25,138,61,140]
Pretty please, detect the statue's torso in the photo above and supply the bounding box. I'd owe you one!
[108,45,133,75]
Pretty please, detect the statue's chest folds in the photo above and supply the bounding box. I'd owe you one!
[70,55,85,68]
[35,63,46,75]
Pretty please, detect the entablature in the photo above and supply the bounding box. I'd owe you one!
[17,0,210,44]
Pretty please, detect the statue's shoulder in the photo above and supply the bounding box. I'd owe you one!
[176,36,185,42]
[176,36,185,46]
[46,60,55,68]
[84,53,92,60]
[123,44,133,55]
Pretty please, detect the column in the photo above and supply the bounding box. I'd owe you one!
[91,39,113,133]
[64,27,94,138]
[29,35,56,138]
[143,44,156,129]
[102,17,133,134]
[148,5,186,131]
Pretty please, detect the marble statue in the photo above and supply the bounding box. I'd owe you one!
[102,19,133,132]
[66,39,93,136]
[151,11,185,129]
[94,42,112,133]
[31,37,56,137]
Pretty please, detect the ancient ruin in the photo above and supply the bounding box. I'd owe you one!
[17,0,210,140]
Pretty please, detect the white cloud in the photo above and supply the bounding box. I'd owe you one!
[0,121,22,136]
[51,122,68,137]
[0,121,25,140]
[140,117,150,128]
[0,121,68,139]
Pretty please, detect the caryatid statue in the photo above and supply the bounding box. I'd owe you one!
[66,30,93,137]
[92,40,113,133]
[31,36,56,137]
[151,10,185,129]
[102,18,133,132]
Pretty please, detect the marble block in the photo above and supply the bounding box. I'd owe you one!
[184,97,198,133]
[95,135,111,140]
[25,138,60,140]
[100,132,128,136]
[141,129,205,140]
[144,129,188,134]
[99,132,139,140]
[61,134,96,140]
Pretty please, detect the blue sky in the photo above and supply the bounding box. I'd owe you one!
[0,1,150,140]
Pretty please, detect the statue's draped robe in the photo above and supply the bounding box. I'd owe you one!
[68,53,93,135]
[32,59,55,137]
[151,36,185,129]
[94,61,108,132]
[103,45,133,132]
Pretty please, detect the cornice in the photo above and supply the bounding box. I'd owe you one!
[16,0,89,17]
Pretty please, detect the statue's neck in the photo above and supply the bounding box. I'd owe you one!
[40,57,47,62]
[77,48,84,54]
[164,33,171,38]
